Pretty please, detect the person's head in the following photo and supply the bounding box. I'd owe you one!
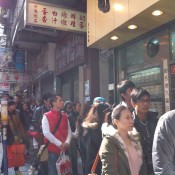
[35,100,41,107]
[63,101,73,114]
[22,102,30,111]
[73,101,81,113]
[85,103,109,125]
[93,97,106,105]
[8,100,16,111]
[117,80,135,102]
[131,88,150,114]
[3,93,10,101]
[111,105,133,132]
[14,95,21,103]
[42,92,53,108]
[49,94,64,111]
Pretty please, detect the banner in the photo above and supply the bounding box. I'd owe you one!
[27,2,86,32]
[0,72,29,83]
[0,82,10,91]
[0,48,14,69]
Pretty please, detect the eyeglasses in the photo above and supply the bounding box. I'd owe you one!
[137,99,150,104]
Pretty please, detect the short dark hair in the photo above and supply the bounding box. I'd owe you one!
[117,80,135,94]
[4,93,9,97]
[130,88,150,103]
[42,92,53,102]
[117,80,135,101]
[8,100,15,106]
[49,94,62,108]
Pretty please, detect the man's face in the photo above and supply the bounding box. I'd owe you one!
[14,96,20,103]
[133,95,150,114]
[44,99,51,108]
[54,96,64,110]
[122,87,134,103]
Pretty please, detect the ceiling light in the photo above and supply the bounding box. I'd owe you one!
[111,36,119,40]
[152,10,163,16]
[128,25,138,29]
[113,4,124,11]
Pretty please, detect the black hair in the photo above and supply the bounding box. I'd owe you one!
[117,80,135,101]
[105,105,128,125]
[130,87,150,103]
[49,94,62,108]
[8,100,15,106]
[4,93,9,97]
[42,92,53,102]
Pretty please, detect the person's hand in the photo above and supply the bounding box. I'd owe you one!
[60,143,69,152]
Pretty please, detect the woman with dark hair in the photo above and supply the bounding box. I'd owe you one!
[99,105,147,175]
[81,103,109,175]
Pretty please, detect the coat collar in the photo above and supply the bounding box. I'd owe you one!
[101,123,143,162]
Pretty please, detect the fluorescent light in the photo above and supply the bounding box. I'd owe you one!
[111,36,118,40]
[152,10,163,16]
[113,4,124,11]
[128,25,137,29]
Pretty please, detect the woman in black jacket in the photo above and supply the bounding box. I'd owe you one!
[81,103,109,175]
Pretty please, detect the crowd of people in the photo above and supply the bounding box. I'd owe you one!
[0,80,174,175]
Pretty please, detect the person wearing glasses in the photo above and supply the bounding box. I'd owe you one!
[131,88,158,175]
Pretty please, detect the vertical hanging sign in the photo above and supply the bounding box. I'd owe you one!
[163,59,170,112]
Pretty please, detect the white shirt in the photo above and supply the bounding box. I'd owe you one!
[42,114,72,148]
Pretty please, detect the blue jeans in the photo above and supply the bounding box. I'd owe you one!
[48,152,60,175]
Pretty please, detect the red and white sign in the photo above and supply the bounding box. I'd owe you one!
[0,72,29,83]
[171,64,175,74]
[0,82,10,91]
[27,2,86,32]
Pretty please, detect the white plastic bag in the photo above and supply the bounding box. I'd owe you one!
[56,151,71,175]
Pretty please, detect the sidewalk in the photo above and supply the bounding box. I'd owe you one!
[8,163,30,175]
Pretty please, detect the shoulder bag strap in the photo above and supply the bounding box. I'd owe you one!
[91,152,100,173]
[40,112,63,154]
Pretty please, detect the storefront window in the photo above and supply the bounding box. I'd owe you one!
[126,40,144,67]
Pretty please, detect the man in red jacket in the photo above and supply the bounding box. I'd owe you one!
[42,94,72,175]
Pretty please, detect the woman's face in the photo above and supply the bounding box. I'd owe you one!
[114,108,134,132]
[75,103,81,113]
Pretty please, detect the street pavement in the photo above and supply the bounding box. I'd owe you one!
[7,152,83,175]
[8,163,30,175]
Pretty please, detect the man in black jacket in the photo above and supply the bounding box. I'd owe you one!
[28,92,53,175]
[131,88,158,175]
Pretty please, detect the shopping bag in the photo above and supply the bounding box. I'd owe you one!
[7,144,25,168]
[56,152,71,175]
[37,144,48,162]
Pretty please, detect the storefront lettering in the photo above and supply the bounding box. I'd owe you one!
[28,2,86,32]
[56,35,85,74]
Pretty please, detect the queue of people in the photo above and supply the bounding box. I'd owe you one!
[0,79,174,175]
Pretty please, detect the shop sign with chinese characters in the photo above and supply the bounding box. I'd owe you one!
[0,82,10,91]
[163,59,170,112]
[27,2,86,32]
[0,72,29,83]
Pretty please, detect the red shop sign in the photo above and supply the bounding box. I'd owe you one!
[171,65,175,75]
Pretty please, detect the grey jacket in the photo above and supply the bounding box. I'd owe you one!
[152,110,175,175]
[99,124,147,175]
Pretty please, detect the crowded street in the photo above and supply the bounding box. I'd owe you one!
[1,0,175,175]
